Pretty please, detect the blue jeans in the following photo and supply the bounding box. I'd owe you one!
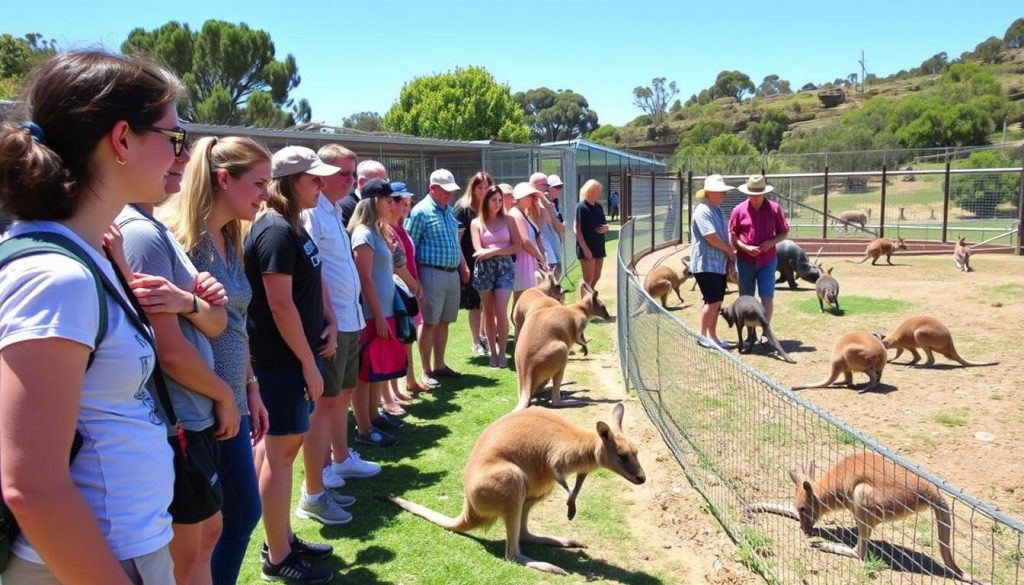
[737,257,778,299]
[211,416,262,585]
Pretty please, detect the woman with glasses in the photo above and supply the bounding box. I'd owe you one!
[0,51,184,585]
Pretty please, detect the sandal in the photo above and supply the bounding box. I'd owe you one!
[382,402,407,416]
[355,428,397,447]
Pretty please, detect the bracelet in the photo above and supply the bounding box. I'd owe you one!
[187,293,200,315]
[246,375,259,386]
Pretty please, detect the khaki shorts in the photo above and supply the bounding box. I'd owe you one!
[323,330,360,395]
[3,546,174,585]
[420,266,460,325]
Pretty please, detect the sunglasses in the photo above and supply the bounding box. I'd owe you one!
[337,171,357,179]
[135,125,188,156]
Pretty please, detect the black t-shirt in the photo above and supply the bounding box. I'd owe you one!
[244,210,325,369]
[575,200,608,258]
[339,192,360,228]
[454,205,477,267]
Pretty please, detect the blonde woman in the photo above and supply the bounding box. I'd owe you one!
[508,182,548,306]
[160,136,274,585]
[574,179,610,290]
[454,171,493,356]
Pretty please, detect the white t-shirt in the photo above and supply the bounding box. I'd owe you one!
[0,221,174,563]
[302,194,365,333]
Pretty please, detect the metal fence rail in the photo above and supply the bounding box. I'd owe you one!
[616,219,1024,584]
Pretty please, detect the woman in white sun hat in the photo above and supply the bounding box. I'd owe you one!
[690,174,737,350]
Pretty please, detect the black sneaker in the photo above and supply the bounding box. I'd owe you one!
[261,536,334,560]
[261,551,332,584]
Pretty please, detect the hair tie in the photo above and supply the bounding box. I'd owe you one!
[20,122,46,145]
[211,136,218,145]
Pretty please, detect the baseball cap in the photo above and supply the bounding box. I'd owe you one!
[390,181,414,198]
[271,146,340,179]
[512,182,542,200]
[429,168,461,192]
[548,174,564,188]
[361,177,394,199]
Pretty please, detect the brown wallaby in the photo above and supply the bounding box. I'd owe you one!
[643,259,690,309]
[814,266,840,313]
[745,453,980,584]
[876,315,998,367]
[850,237,906,266]
[386,403,646,576]
[953,236,972,272]
[791,331,887,393]
[514,284,611,411]
[511,271,566,336]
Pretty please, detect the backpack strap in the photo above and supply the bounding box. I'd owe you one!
[0,232,108,368]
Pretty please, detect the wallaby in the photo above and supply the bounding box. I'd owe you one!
[744,453,980,584]
[511,271,565,336]
[876,315,998,367]
[514,284,611,411]
[850,237,906,266]
[837,209,870,231]
[814,266,840,313]
[791,331,887,393]
[387,403,646,576]
[953,236,972,272]
[634,259,691,315]
[718,295,796,363]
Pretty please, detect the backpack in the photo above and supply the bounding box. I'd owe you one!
[0,231,109,572]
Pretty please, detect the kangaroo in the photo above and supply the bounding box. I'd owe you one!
[718,295,796,363]
[850,237,906,266]
[511,271,566,336]
[387,403,646,576]
[744,453,980,584]
[837,209,871,231]
[635,259,691,315]
[791,331,886,392]
[876,315,998,367]
[514,285,610,410]
[953,236,972,272]
[814,266,840,313]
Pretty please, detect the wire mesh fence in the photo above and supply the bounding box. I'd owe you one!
[617,219,1024,584]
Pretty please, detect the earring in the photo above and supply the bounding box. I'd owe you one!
[115,155,127,166]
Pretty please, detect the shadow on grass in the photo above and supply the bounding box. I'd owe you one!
[777,340,818,354]
[812,526,972,582]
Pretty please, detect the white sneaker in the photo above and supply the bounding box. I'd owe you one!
[295,489,352,525]
[321,466,346,489]
[332,448,382,479]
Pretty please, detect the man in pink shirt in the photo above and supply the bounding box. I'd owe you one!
[728,175,789,326]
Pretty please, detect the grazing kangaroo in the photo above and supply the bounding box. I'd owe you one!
[387,403,646,576]
[744,453,980,584]
[876,315,998,367]
[814,266,840,313]
[953,236,972,272]
[837,209,871,231]
[511,272,565,336]
[791,331,887,392]
[718,295,796,363]
[635,259,691,314]
[514,285,610,410]
[850,237,906,265]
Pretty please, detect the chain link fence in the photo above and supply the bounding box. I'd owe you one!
[617,219,1024,584]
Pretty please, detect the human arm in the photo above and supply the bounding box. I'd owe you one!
[129,273,228,337]
[244,354,268,445]
[574,205,593,260]
[512,212,546,264]
[1,339,135,585]
[352,237,389,339]
[319,280,337,360]
[263,273,323,400]
[759,203,791,252]
[540,196,566,237]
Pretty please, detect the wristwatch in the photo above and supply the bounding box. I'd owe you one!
[186,293,200,315]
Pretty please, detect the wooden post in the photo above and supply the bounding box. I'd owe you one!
[941,161,951,244]
[879,165,887,239]
[822,166,830,239]
[686,170,694,243]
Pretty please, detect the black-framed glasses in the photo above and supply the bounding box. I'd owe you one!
[135,125,188,156]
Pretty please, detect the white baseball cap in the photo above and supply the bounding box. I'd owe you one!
[548,174,564,188]
[429,168,461,192]
[272,146,341,179]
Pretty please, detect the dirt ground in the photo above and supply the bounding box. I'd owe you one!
[634,244,1024,523]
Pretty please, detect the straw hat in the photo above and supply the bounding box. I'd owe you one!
[696,174,734,198]
[737,174,774,196]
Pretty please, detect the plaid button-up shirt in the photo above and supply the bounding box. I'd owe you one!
[405,195,461,269]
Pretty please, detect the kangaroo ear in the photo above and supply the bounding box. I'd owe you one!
[802,480,815,497]
[596,421,611,440]
[805,460,816,479]
[611,402,624,431]
[788,468,803,486]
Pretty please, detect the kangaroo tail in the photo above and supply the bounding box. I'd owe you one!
[765,328,796,363]
[387,495,479,533]
[948,345,998,367]
[743,501,799,521]
[791,366,839,390]
[848,256,869,264]
[931,499,982,584]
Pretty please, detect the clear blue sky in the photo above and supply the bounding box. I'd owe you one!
[6,1,1022,127]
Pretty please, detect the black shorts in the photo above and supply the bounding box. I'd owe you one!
[169,426,223,524]
[459,282,481,310]
[694,272,727,304]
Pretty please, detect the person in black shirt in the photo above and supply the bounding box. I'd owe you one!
[453,171,493,356]
[338,159,387,228]
[574,179,610,290]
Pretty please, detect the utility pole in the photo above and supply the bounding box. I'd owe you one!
[859,50,867,96]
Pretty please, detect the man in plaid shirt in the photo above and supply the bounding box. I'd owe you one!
[405,169,470,385]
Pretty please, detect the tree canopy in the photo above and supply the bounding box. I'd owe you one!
[122,20,310,128]
[632,77,678,125]
[746,109,789,152]
[756,74,792,98]
[383,66,529,143]
[1004,17,1024,49]
[342,111,383,132]
[0,33,57,99]
[515,87,599,143]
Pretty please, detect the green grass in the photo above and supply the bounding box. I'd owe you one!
[932,412,968,427]
[791,295,911,315]
[991,283,1024,299]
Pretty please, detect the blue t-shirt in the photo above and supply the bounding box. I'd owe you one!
[690,202,729,275]
[351,225,395,319]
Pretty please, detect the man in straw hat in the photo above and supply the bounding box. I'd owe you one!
[691,174,737,349]
[728,174,789,331]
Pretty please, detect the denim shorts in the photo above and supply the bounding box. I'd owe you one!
[255,359,322,436]
[737,257,778,299]
[473,256,515,291]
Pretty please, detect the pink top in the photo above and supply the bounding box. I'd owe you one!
[479,219,511,250]
[395,224,418,280]
[728,198,790,267]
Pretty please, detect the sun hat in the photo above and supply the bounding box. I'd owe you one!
[737,174,774,196]
[389,181,414,198]
[512,182,542,201]
[429,168,461,192]
[271,145,341,179]
[361,177,394,199]
[498,183,515,195]
[548,174,564,188]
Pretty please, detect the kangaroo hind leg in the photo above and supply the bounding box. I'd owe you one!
[519,498,584,548]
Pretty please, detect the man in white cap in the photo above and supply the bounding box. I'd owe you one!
[729,174,789,328]
[690,174,737,349]
[406,168,470,385]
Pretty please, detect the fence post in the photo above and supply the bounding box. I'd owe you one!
[650,170,656,252]
[623,167,631,224]
[879,164,887,239]
[941,161,951,244]
[1017,166,1024,256]
[686,170,694,243]
[822,165,830,239]
[677,169,685,245]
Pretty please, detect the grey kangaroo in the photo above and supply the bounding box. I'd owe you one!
[719,296,796,363]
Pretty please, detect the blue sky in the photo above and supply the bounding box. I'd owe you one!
[5,1,1022,127]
